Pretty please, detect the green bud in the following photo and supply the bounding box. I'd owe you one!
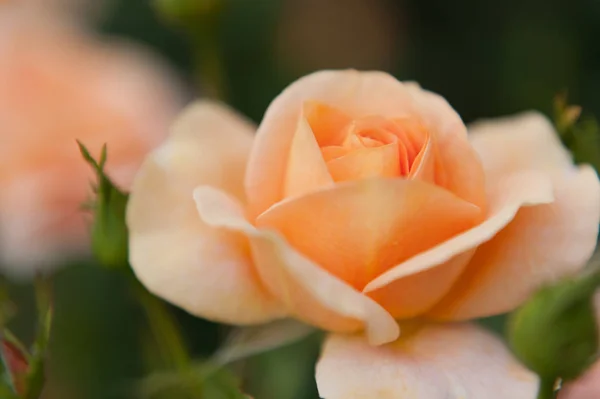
[153,0,223,27]
[78,142,129,269]
[507,273,600,381]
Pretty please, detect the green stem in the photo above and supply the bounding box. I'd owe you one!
[130,278,205,398]
[190,22,226,101]
[537,377,557,399]
[131,281,189,372]
[24,275,54,399]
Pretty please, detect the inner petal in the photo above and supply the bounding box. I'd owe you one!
[303,101,440,184]
[256,178,483,290]
[283,116,333,199]
[327,143,401,182]
[304,101,353,146]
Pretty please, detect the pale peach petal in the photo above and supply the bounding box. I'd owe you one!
[256,178,482,290]
[316,323,538,399]
[326,143,400,181]
[426,112,600,320]
[127,101,285,324]
[559,360,600,399]
[363,171,553,317]
[245,70,419,218]
[193,186,399,345]
[469,112,573,178]
[405,84,487,209]
[283,117,333,199]
[430,165,600,320]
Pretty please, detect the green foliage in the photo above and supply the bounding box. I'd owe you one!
[138,362,248,399]
[0,277,53,399]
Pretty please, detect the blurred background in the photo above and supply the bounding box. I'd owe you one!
[2,0,600,398]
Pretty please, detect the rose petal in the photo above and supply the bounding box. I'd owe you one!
[363,171,554,317]
[429,165,600,319]
[194,186,399,345]
[127,101,285,324]
[366,250,476,319]
[316,323,539,399]
[245,70,420,218]
[256,178,482,291]
[283,116,333,199]
[469,111,573,178]
[405,84,487,209]
[304,101,352,146]
[427,113,600,320]
[408,130,435,181]
[326,143,400,181]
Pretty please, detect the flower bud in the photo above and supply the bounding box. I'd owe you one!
[1,338,28,396]
[79,143,129,269]
[507,273,600,381]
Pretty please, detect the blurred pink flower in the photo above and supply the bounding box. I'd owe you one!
[560,361,600,399]
[0,5,184,277]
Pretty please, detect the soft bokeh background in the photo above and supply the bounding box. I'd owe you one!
[3,0,600,398]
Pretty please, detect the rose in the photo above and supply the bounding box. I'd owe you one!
[0,5,183,277]
[128,69,599,344]
[128,69,600,397]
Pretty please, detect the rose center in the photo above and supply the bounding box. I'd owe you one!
[305,101,429,182]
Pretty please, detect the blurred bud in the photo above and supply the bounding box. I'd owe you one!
[554,93,600,173]
[1,337,29,396]
[507,272,600,381]
[554,93,582,136]
[78,143,129,269]
[153,0,223,27]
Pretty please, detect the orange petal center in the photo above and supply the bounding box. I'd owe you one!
[304,101,430,183]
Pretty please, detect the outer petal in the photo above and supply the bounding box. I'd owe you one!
[469,112,573,177]
[194,186,399,345]
[430,166,600,319]
[429,113,600,320]
[127,101,285,324]
[363,170,554,318]
[316,323,539,399]
[245,70,424,218]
